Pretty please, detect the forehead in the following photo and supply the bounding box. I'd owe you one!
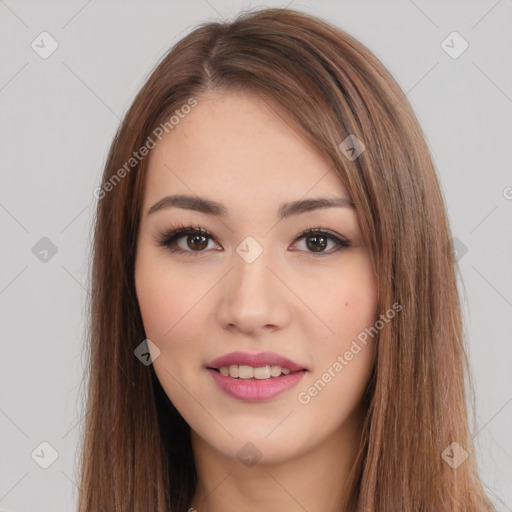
[144,91,349,209]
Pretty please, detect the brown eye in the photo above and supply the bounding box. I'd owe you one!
[186,233,209,251]
[305,234,328,252]
[158,225,350,257]
[293,228,351,255]
[157,226,219,256]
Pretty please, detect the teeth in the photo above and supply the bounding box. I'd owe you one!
[217,365,293,379]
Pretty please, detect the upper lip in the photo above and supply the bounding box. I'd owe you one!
[207,351,308,372]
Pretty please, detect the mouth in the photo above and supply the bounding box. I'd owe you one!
[206,363,308,402]
[206,350,308,380]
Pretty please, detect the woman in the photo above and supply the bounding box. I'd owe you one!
[79,7,495,511]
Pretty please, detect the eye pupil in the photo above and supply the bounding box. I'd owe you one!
[188,234,208,250]
[306,235,327,252]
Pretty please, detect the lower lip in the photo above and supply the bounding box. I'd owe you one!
[207,368,307,402]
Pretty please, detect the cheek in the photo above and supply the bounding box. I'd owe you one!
[134,250,207,353]
[310,256,378,346]
[338,284,378,341]
[296,254,378,410]
[296,276,377,421]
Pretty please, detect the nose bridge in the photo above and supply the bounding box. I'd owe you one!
[232,235,277,301]
[216,235,290,333]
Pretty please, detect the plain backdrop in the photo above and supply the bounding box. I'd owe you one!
[0,1,511,510]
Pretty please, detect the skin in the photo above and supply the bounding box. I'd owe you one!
[135,90,378,512]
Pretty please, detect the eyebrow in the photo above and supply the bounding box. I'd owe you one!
[147,194,354,219]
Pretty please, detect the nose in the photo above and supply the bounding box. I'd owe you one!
[216,245,291,335]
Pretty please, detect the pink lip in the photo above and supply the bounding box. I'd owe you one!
[206,351,309,402]
[207,368,308,402]
[206,351,307,372]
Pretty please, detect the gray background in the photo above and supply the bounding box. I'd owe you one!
[1,1,511,510]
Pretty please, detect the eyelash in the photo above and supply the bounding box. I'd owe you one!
[156,223,351,257]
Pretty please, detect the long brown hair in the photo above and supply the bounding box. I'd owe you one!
[78,7,496,511]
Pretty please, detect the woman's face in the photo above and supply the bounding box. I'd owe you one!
[135,90,378,465]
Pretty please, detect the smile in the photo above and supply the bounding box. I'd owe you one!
[214,364,293,379]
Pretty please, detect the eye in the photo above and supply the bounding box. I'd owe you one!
[156,223,219,257]
[156,224,351,257]
[292,226,351,255]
